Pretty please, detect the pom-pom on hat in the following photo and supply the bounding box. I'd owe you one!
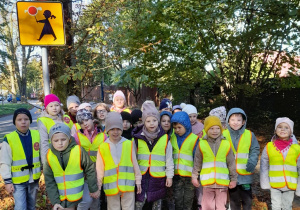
[105,112,123,133]
[275,117,294,134]
[44,94,61,109]
[49,123,71,141]
[13,108,32,125]
[66,95,80,109]
[159,98,172,111]
[180,103,197,115]
[142,101,160,123]
[204,116,223,133]
[76,108,93,124]
[113,90,126,103]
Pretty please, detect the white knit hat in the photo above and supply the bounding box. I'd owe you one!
[113,90,126,103]
[275,117,294,134]
[78,103,92,111]
[180,103,197,115]
[209,106,226,123]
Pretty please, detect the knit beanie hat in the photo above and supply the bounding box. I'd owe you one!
[76,108,93,124]
[172,105,182,112]
[44,94,61,109]
[204,116,223,133]
[181,103,197,115]
[209,106,227,123]
[49,123,71,141]
[275,117,294,134]
[113,90,126,103]
[78,102,92,111]
[160,110,172,120]
[13,108,32,125]
[142,101,160,123]
[121,111,132,124]
[105,112,123,132]
[66,95,80,109]
[159,98,172,111]
[131,109,142,125]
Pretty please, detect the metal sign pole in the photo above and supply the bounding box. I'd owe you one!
[41,47,50,95]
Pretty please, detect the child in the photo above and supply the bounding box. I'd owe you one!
[172,105,182,114]
[192,116,237,210]
[209,106,227,129]
[121,111,133,140]
[73,109,106,210]
[96,112,142,210]
[44,123,99,210]
[0,108,41,210]
[260,117,300,210]
[181,103,204,138]
[132,101,174,210]
[66,95,81,123]
[93,102,110,132]
[170,111,199,210]
[223,108,260,210]
[160,111,173,138]
[37,94,73,164]
[159,98,172,113]
[131,109,143,128]
[110,90,131,113]
[71,102,93,136]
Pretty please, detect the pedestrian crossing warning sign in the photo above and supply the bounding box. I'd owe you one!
[17,1,65,46]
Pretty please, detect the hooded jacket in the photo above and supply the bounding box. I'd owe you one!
[225,108,260,185]
[43,138,98,208]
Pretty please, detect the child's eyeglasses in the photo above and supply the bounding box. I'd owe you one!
[97,110,107,113]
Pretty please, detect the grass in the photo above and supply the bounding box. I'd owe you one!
[0,103,32,116]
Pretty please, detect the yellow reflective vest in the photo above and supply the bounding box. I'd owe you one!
[77,132,105,162]
[267,142,300,190]
[99,140,135,196]
[6,130,41,184]
[171,133,199,177]
[199,139,230,186]
[47,145,84,202]
[110,107,131,113]
[74,123,81,132]
[37,115,73,134]
[223,129,253,175]
[137,134,168,178]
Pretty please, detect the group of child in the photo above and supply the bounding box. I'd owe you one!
[0,89,299,210]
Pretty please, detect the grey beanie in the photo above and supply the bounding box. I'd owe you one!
[76,109,93,124]
[105,112,123,133]
[142,101,160,123]
[67,95,80,109]
[49,123,71,141]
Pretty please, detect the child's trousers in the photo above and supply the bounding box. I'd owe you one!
[173,175,195,210]
[228,184,252,210]
[202,187,228,210]
[270,188,294,210]
[13,181,39,210]
[135,197,162,210]
[107,191,135,210]
[77,181,100,210]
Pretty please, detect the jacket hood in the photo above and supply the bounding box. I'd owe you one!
[226,108,247,134]
[171,111,192,135]
[50,136,77,155]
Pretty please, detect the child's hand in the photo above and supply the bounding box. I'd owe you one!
[229,181,237,189]
[166,178,172,187]
[192,179,200,187]
[90,190,100,199]
[5,184,14,193]
[136,184,142,194]
[53,203,64,210]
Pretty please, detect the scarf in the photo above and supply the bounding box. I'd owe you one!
[111,106,127,113]
[142,125,160,142]
[274,138,292,152]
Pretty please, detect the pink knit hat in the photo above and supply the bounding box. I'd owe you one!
[275,117,294,134]
[44,94,61,108]
[113,90,126,103]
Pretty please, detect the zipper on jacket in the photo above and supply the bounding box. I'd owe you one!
[60,152,65,170]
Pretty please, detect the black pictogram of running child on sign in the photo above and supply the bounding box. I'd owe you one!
[36,10,57,41]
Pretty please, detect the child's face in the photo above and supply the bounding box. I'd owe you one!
[68,103,79,116]
[144,116,159,133]
[173,123,186,136]
[207,125,221,139]
[96,106,108,120]
[108,128,122,142]
[173,109,181,114]
[80,119,94,132]
[189,113,198,125]
[51,133,69,151]
[228,114,245,131]
[161,115,171,132]
[133,120,143,128]
[114,96,125,108]
[276,122,291,140]
[123,120,131,131]
[15,114,30,133]
[46,102,61,116]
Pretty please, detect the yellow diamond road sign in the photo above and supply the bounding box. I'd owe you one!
[17,1,65,46]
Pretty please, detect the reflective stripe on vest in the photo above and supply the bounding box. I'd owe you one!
[223,129,253,175]
[171,133,198,177]
[110,107,131,113]
[47,145,84,202]
[77,132,105,162]
[6,130,41,184]
[137,134,168,177]
[99,140,135,196]
[37,115,73,134]
[199,139,230,186]
[74,123,81,131]
[267,142,300,190]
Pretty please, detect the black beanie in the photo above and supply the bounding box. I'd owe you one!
[131,109,142,125]
[121,111,132,124]
[13,108,32,125]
